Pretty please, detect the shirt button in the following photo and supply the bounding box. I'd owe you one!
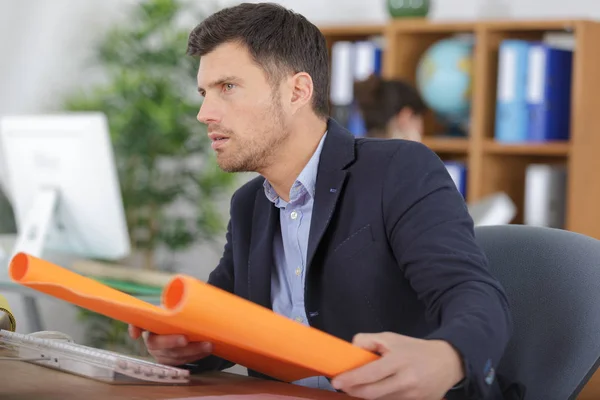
[295,316,304,323]
[290,211,298,220]
[295,267,302,276]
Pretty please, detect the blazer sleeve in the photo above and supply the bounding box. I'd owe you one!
[382,142,513,399]
[180,194,237,373]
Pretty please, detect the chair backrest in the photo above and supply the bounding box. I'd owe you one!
[474,225,600,400]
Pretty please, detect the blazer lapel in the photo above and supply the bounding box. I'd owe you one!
[306,118,356,272]
[306,169,347,270]
[247,186,279,310]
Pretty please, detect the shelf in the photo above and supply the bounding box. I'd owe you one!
[483,140,570,156]
[422,137,469,154]
[319,19,589,39]
[318,24,384,38]
[319,18,600,241]
[386,19,584,34]
[479,19,583,32]
[388,19,475,33]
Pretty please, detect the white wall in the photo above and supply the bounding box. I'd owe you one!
[220,0,600,22]
[2,0,599,113]
[0,0,598,343]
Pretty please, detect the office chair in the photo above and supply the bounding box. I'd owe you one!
[474,224,600,399]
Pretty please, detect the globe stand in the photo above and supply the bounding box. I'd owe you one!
[434,113,470,138]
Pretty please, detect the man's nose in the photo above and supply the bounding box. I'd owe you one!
[197,98,221,125]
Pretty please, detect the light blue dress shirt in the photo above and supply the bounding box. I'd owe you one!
[263,132,335,391]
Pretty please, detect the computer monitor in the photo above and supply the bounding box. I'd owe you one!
[0,112,130,262]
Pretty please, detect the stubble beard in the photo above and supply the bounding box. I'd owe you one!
[217,95,290,173]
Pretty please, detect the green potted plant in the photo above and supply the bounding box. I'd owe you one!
[63,0,235,354]
[64,0,234,272]
[0,190,16,234]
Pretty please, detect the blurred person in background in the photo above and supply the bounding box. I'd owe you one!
[354,74,427,142]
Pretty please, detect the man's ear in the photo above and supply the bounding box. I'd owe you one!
[289,72,314,114]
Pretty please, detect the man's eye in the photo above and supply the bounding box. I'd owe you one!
[224,83,235,91]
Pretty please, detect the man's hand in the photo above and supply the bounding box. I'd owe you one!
[128,324,213,366]
[331,332,465,400]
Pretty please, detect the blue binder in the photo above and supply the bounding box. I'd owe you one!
[444,161,467,198]
[526,43,573,141]
[494,40,531,143]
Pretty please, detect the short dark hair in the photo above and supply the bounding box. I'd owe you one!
[354,74,427,132]
[187,2,330,117]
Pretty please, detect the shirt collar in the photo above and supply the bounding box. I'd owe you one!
[263,131,327,206]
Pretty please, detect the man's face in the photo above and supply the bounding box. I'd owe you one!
[196,41,290,173]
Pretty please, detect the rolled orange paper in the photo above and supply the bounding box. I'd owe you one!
[9,252,379,382]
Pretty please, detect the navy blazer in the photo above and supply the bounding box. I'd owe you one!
[188,118,516,399]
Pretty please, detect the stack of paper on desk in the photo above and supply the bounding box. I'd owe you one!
[7,252,378,382]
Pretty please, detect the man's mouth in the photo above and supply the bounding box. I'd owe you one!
[209,134,230,150]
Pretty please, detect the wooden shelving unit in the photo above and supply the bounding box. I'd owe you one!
[319,18,600,242]
[319,24,385,38]
[483,140,571,156]
[422,137,469,154]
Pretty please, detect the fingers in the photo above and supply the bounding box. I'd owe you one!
[128,324,142,339]
[332,355,399,390]
[332,333,399,391]
[152,341,214,366]
[352,332,393,354]
[143,332,213,366]
[340,372,403,400]
[127,327,213,366]
[145,332,188,350]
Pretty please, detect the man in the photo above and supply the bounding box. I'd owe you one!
[129,3,516,399]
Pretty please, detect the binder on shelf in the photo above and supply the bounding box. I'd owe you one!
[444,161,467,198]
[353,40,383,81]
[526,43,573,142]
[494,40,531,143]
[347,40,383,137]
[329,39,383,137]
[523,164,567,228]
[7,253,378,383]
[330,41,354,129]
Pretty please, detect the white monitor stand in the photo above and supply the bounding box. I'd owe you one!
[11,187,59,260]
[0,113,131,332]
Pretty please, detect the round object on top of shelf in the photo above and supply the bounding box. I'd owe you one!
[387,0,430,18]
[416,36,474,133]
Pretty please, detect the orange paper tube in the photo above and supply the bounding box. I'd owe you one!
[9,253,379,382]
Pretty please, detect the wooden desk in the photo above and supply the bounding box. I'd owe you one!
[0,360,354,400]
[578,368,600,399]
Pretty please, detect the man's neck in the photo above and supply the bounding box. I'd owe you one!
[260,116,327,202]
